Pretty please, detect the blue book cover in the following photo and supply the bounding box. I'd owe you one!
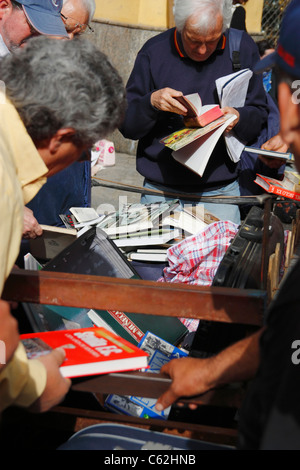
[105,331,188,420]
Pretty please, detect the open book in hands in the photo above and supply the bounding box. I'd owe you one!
[175,93,224,127]
[160,113,236,177]
[161,69,253,177]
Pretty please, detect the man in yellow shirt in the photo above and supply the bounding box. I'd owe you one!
[0,35,125,412]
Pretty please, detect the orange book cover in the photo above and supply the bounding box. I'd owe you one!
[20,327,149,378]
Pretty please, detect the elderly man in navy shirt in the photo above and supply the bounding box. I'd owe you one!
[120,0,269,224]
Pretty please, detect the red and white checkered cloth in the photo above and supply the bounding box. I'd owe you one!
[158,220,239,331]
[158,220,239,286]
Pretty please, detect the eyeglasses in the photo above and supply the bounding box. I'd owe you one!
[61,13,94,35]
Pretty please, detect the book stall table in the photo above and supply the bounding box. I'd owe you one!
[2,192,300,450]
[2,267,266,449]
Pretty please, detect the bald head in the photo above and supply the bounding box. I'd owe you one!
[61,0,95,38]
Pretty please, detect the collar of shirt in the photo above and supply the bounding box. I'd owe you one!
[0,92,48,204]
[173,28,226,59]
[0,35,47,203]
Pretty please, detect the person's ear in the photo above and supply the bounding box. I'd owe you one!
[278,81,300,146]
[48,128,76,153]
[0,0,12,20]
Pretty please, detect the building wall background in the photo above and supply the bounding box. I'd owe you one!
[94,0,265,32]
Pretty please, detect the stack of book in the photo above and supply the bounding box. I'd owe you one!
[59,201,220,263]
[66,201,181,263]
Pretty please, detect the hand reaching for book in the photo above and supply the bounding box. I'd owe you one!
[259,134,289,169]
[155,356,216,412]
[28,348,71,413]
[151,88,188,115]
[23,206,43,239]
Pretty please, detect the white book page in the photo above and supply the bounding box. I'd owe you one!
[224,133,246,163]
[216,69,253,162]
[172,115,236,176]
[216,69,253,107]
[70,207,99,223]
[184,93,202,113]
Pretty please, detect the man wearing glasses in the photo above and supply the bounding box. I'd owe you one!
[61,0,95,38]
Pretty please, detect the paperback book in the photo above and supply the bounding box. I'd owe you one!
[20,327,149,379]
[175,93,224,126]
[161,113,235,153]
[127,249,168,263]
[243,146,294,162]
[113,228,180,248]
[29,224,78,260]
[162,113,236,177]
[105,331,188,420]
[254,173,300,201]
[160,69,252,177]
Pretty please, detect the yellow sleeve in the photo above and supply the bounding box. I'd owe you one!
[0,343,47,412]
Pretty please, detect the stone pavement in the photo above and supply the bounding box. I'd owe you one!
[91,152,144,214]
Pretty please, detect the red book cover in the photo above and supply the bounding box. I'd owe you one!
[197,105,224,127]
[254,174,300,201]
[175,93,223,126]
[20,327,149,378]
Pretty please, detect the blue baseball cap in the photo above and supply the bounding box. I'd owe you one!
[18,0,69,38]
[254,0,300,78]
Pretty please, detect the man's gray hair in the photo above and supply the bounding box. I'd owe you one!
[0,36,126,147]
[62,0,96,22]
[174,0,233,34]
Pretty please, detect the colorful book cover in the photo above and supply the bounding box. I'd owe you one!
[105,331,188,420]
[160,114,234,152]
[255,174,300,201]
[20,327,149,379]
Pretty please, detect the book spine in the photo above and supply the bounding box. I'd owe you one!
[107,311,145,343]
[269,184,300,201]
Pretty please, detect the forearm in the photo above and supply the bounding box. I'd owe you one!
[120,92,159,140]
[206,328,263,389]
[0,343,47,412]
[119,53,159,140]
[156,329,263,411]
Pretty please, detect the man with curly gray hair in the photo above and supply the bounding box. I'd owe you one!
[0,36,125,414]
[25,0,99,235]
